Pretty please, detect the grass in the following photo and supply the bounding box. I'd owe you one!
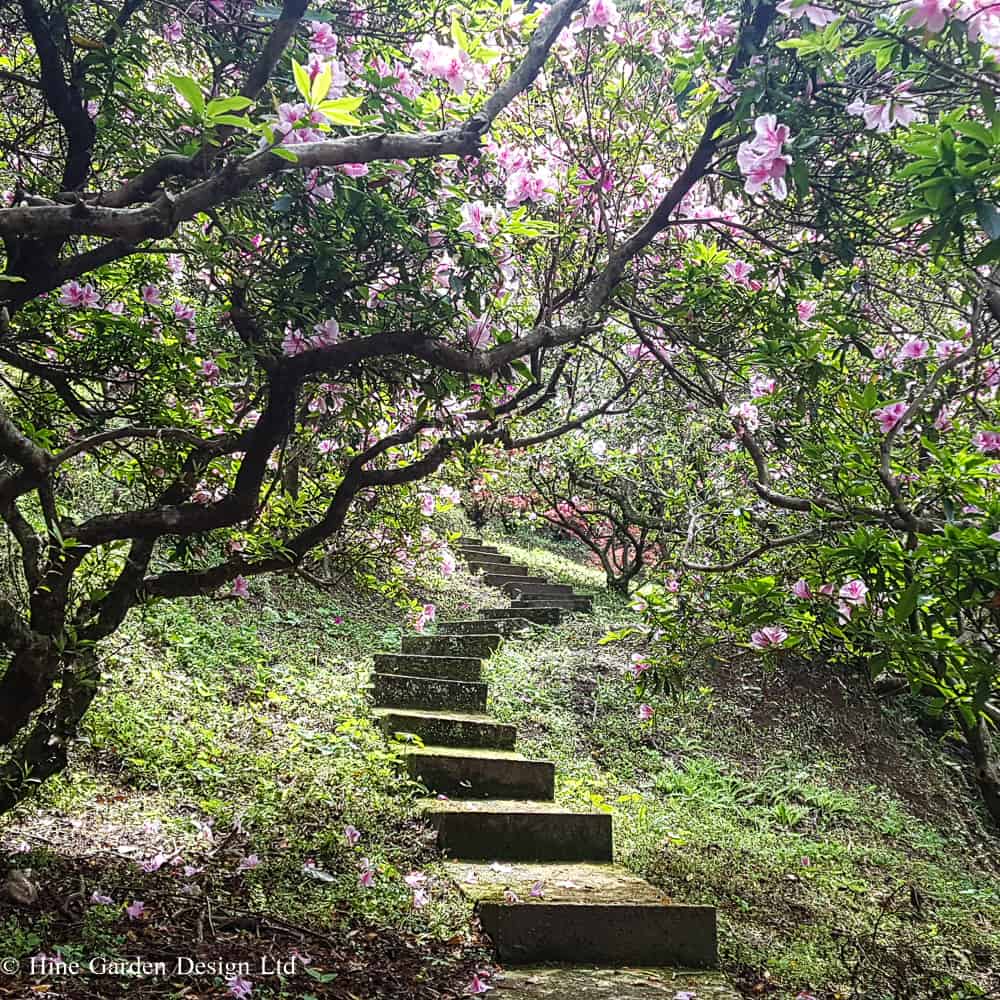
[1,526,998,999]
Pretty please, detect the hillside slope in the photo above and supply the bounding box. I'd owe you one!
[0,532,997,999]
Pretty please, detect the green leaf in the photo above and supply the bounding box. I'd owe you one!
[310,63,333,105]
[893,581,921,622]
[205,95,254,116]
[167,74,204,116]
[210,114,253,128]
[954,119,993,148]
[271,146,299,162]
[451,12,470,52]
[292,59,311,102]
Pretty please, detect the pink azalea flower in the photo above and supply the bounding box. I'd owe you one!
[105,300,125,315]
[412,888,430,908]
[125,900,145,920]
[173,301,196,323]
[468,974,493,995]
[750,374,777,398]
[896,337,929,362]
[318,439,335,454]
[750,626,788,649]
[468,314,493,350]
[873,401,908,433]
[441,552,457,577]
[903,0,954,33]
[282,327,310,356]
[237,854,260,871]
[358,860,376,888]
[420,493,436,516]
[729,401,760,432]
[312,318,340,347]
[345,824,361,846]
[791,579,813,600]
[776,0,839,24]
[838,579,869,605]
[227,975,253,999]
[458,200,494,245]
[847,82,924,133]
[637,703,654,721]
[310,20,338,57]
[90,891,114,905]
[201,359,220,383]
[140,853,170,873]
[584,0,621,29]
[404,871,426,887]
[724,260,754,286]
[973,429,1000,454]
[162,20,183,43]
[231,576,250,599]
[935,339,964,359]
[530,880,545,897]
[141,284,161,306]
[751,114,792,157]
[338,163,369,178]
[797,300,818,324]
[59,280,100,308]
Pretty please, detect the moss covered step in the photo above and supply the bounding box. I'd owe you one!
[482,608,563,626]
[457,536,484,546]
[421,798,612,862]
[468,559,525,574]
[463,550,513,564]
[371,672,487,712]
[406,746,555,799]
[447,861,718,968]
[458,544,501,557]
[483,573,551,589]
[374,653,483,682]
[401,633,502,658]
[493,967,739,999]
[374,708,516,750]
[500,581,574,597]
[511,597,592,613]
[437,618,538,637]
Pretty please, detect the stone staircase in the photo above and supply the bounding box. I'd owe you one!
[455,536,594,614]
[371,540,721,977]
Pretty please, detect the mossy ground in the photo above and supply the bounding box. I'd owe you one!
[0,529,997,999]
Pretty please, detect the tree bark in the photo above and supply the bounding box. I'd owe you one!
[961,716,1000,827]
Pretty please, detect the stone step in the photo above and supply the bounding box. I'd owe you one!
[437,618,538,637]
[501,581,574,597]
[482,608,562,626]
[406,747,555,799]
[372,673,487,712]
[463,550,512,564]
[511,597,592,612]
[459,544,501,557]
[468,559,524,574]
[483,574,550,588]
[457,536,483,546]
[375,708,516,750]
[493,968,739,999]
[421,799,612,861]
[402,634,501,658]
[450,861,718,967]
[374,653,482,682]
